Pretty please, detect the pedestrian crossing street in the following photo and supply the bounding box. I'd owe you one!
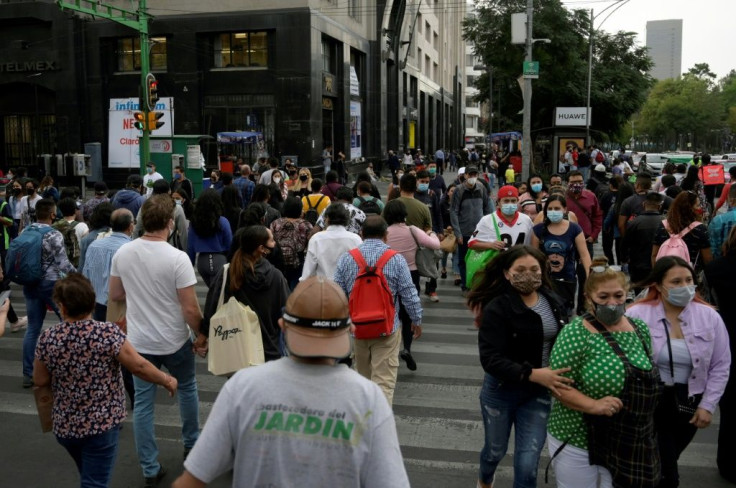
[0,274,727,487]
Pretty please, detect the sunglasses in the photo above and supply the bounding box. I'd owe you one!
[591,265,622,273]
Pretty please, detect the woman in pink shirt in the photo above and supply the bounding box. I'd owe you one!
[384,199,440,370]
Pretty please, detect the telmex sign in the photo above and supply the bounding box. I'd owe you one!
[555,107,592,127]
[0,61,60,73]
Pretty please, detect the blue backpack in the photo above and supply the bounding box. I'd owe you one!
[5,225,54,285]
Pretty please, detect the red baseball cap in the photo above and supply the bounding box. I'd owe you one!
[498,185,519,198]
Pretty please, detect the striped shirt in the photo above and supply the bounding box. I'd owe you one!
[81,232,131,305]
[334,239,422,334]
[529,293,558,367]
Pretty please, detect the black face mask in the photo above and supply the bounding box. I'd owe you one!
[12,188,21,195]
[299,175,308,181]
[26,188,35,196]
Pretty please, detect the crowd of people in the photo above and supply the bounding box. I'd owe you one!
[1,152,734,488]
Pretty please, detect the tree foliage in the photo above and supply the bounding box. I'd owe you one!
[462,0,653,140]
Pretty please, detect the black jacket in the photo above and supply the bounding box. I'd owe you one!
[478,287,567,384]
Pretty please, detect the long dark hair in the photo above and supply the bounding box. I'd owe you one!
[466,245,553,310]
[665,190,698,234]
[542,194,567,232]
[633,256,710,307]
[680,165,700,191]
[230,225,270,291]
[527,174,546,199]
[613,181,635,216]
[191,189,223,238]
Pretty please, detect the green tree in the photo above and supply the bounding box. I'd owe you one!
[462,0,653,140]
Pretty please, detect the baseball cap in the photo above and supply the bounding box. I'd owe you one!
[595,164,607,173]
[94,182,108,195]
[458,167,466,175]
[282,277,351,359]
[498,185,519,198]
[466,165,479,175]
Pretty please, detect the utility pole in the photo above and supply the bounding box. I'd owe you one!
[585,8,593,145]
[521,0,533,181]
[57,0,152,169]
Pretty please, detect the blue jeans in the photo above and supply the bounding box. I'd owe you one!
[133,340,199,477]
[579,166,591,182]
[23,279,61,377]
[479,374,551,488]
[56,425,120,488]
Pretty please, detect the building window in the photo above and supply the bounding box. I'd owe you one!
[348,0,361,20]
[117,37,167,72]
[433,31,439,51]
[425,22,431,42]
[214,32,268,68]
[425,54,431,77]
[433,62,438,81]
[417,48,422,71]
[322,39,336,73]
[418,13,422,33]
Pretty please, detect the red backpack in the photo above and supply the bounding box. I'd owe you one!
[348,248,397,339]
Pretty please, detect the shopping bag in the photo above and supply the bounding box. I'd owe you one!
[410,228,440,279]
[465,214,502,289]
[440,229,457,253]
[208,265,265,376]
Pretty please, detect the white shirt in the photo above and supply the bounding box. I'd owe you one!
[19,194,42,230]
[469,210,533,248]
[301,225,362,281]
[110,239,197,355]
[143,171,163,198]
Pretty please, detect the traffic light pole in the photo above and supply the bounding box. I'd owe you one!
[57,0,152,169]
[521,0,533,182]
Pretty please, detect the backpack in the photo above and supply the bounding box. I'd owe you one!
[348,248,397,340]
[272,220,305,269]
[304,195,326,225]
[52,220,80,268]
[655,220,700,263]
[595,150,605,163]
[357,196,382,215]
[5,225,54,285]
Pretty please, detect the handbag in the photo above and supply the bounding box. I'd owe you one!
[410,227,440,279]
[440,228,457,253]
[208,264,265,376]
[464,214,502,289]
[662,319,702,416]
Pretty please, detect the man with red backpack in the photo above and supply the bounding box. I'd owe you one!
[334,215,422,405]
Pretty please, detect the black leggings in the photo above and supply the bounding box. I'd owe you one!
[655,386,699,488]
[399,270,421,352]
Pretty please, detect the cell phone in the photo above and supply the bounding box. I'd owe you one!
[0,290,10,306]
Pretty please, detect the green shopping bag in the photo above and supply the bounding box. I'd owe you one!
[465,213,502,289]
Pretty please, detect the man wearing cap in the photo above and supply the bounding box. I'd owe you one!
[144,162,164,198]
[450,165,491,291]
[112,174,146,217]
[81,182,111,223]
[469,184,533,252]
[173,276,410,488]
[334,215,422,405]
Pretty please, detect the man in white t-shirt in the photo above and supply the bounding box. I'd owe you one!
[172,276,410,488]
[109,195,206,486]
[143,162,163,198]
[469,185,533,251]
[18,179,43,233]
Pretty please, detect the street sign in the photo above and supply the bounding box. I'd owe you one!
[523,61,539,79]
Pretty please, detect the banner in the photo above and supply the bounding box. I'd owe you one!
[108,97,174,168]
[350,101,362,159]
[555,107,591,127]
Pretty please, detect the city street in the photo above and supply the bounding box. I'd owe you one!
[0,171,731,487]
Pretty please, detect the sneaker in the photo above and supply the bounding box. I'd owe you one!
[400,350,417,371]
[428,292,439,302]
[454,278,461,286]
[10,316,28,333]
[22,375,33,389]
[441,269,447,279]
[143,465,167,488]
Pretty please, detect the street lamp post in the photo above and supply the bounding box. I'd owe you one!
[522,0,533,182]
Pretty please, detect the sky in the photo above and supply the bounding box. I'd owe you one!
[564,0,733,79]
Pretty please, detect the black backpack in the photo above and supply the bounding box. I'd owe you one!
[304,195,326,225]
[357,196,382,215]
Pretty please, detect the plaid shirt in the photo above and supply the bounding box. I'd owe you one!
[334,239,422,334]
[233,176,255,208]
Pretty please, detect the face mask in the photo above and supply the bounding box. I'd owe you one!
[509,271,542,295]
[531,183,543,193]
[547,210,564,223]
[467,177,478,186]
[173,173,182,180]
[397,173,404,180]
[694,207,704,216]
[13,188,21,196]
[665,284,696,307]
[299,175,308,182]
[272,177,281,184]
[147,167,154,174]
[174,199,183,206]
[569,183,584,194]
[418,183,429,192]
[429,168,437,176]
[593,302,626,325]
[501,203,518,216]
[26,188,35,196]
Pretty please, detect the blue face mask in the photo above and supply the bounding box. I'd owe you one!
[173,173,182,180]
[418,183,429,192]
[501,203,518,216]
[547,210,564,223]
[665,285,696,307]
[147,167,153,174]
[531,183,543,193]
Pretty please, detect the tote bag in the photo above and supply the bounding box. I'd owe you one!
[440,228,457,253]
[465,214,501,289]
[410,227,440,279]
[208,264,265,376]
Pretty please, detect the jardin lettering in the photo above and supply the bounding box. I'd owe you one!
[253,411,354,440]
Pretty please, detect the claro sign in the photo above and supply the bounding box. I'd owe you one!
[555,107,591,127]
[108,98,174,168]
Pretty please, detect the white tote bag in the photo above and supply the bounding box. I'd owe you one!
[208,265,265,376]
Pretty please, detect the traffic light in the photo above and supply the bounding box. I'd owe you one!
[146,73,159,111]
[148,111,165,131]
[133,112,146,131]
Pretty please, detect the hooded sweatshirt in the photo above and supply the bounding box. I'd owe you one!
[203,258,289,361]
[112,188,145,217]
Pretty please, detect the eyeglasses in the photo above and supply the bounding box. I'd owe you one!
[591,265,622,273]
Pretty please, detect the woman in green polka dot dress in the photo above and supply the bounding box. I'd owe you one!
[546,258,661,488]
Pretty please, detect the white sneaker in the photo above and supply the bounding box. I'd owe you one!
[10,316,28,333]
[429,293,439,303]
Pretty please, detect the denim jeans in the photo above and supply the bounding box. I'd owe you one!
[133,340,199,477]
[479,374,551,488]
[579,166,591,182]
[23,279,61,377]
[56,425,120,488]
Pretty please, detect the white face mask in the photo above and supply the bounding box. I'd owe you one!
[467,177,478,186]
[272,177,281,184]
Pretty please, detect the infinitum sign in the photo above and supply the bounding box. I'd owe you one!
[555,107,591,127]
[108,97,174,168]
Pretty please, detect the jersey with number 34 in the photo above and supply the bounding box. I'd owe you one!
[468,211,534,248]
